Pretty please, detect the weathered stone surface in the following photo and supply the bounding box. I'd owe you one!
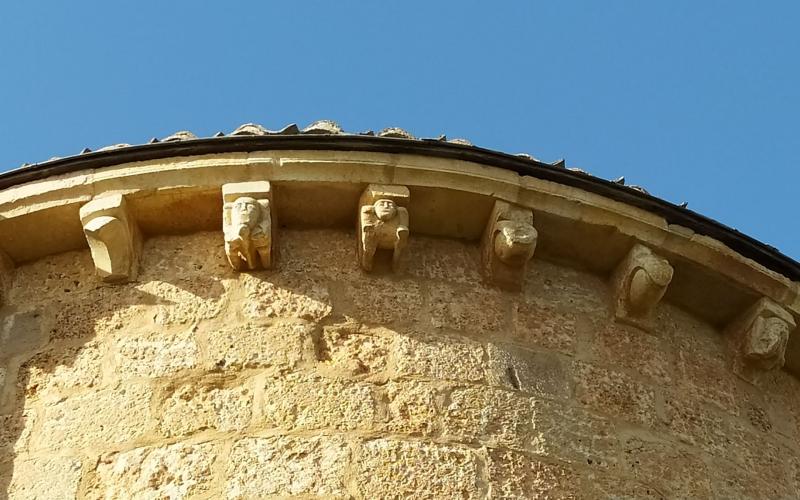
[488,449,577,499]
[342,276,423,326]
[441,386,535,450]
[406,236,482,285]
[382,380,440,436]
[259,373,378,431]
[35,383,152,450]
[532,400,619,467]
[574,362,656,427]
[205,320,312,372]
[514,298,578,355]
[356,439,481,499]
[486,342,571,398]
[429,282,509,333]
[240,271,332,321]
[227,436,350,499]
[393,331,485,382]
[113,328,198,378]
[316,322,391,378]
[92,442,217,499]
[0,309,49,359]
[591,323,673,384]
[620,436,712,498]
[158,380,252,437]
[0,409,34,454]
[21,340,103,398]
[8,456,82,500]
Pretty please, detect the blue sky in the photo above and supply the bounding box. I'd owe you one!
[1,2,797,259]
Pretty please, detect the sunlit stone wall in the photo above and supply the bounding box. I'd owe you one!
[1,229,799,498]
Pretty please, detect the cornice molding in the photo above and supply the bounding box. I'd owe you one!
[0,144,798,375]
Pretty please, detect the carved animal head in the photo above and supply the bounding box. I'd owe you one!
[493,221,537,266]
[374,199,397,222]
[745,315,791,369]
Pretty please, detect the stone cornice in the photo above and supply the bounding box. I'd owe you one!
[3,134,798,281]
[0,141,798,375]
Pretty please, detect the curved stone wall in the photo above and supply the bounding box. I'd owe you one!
[0,142,798,498]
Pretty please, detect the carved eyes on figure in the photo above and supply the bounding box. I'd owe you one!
[374,199,397,221]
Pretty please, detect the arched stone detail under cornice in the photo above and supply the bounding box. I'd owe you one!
[0,144,798,376]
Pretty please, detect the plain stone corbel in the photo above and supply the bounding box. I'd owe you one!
[729,297,796,376]
[80,194,142,283]
[611,243,674,330]
[480,200,537,291]
[357,184,410,272]
[222,181,274,271]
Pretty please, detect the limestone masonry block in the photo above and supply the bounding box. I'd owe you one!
[222,181,274,270]
[358,184,410,272]
[481,200,537,290]
[611,243,673,330]
[731,297,796,372]
[79,193,142,282]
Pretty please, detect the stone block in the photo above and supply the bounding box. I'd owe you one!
[488,449,577,499]
[222,181,274,270]
[158,380,252,437]
[574,362,656,427]
[486,342,571,398]
[382,380,441,436]
[393,331,485,382]
[21,341,103,399]
[341,276,423,326]
[0,309,49,360]
[429,282,510,334]
[405,236,482,285]
[316,322,391,378]
[532,400,619,468]
[226,436,350,499]
[591,323,673,384]
[356,439,481,499]
[91,441,217,499]
[620,436,712,498]
[240,271,332,321]
[513,298,578,355]
[259,373,378,431]
[441,386,535,450]
[112,328,198,378]
[8,455,82,500]
[611,243,673,330]
[35,383,152,450]
[205,320,313,372]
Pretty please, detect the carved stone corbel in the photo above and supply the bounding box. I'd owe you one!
[730,298,796,374]
[222,181,274,271]
[480,200,537,290]
[611,244,673,329]
[80,194,142,283]
[357,184,410,272]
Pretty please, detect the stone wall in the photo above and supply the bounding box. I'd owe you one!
[1,229,799,499]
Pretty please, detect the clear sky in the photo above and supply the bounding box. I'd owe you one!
[1,2,797,260]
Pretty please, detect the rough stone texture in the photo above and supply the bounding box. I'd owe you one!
[7,456,82,500]
[91,442,217,499]
[393,330,485,382]
[356,439,482,499]
[1,229,799,499]
[204,320,313,372]
[227,436,350,499]
[488,449,577,499]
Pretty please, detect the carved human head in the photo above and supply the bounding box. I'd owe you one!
[231,197,260,227]
[374,199,397,222]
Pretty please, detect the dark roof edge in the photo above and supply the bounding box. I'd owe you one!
[3,134,798,281]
